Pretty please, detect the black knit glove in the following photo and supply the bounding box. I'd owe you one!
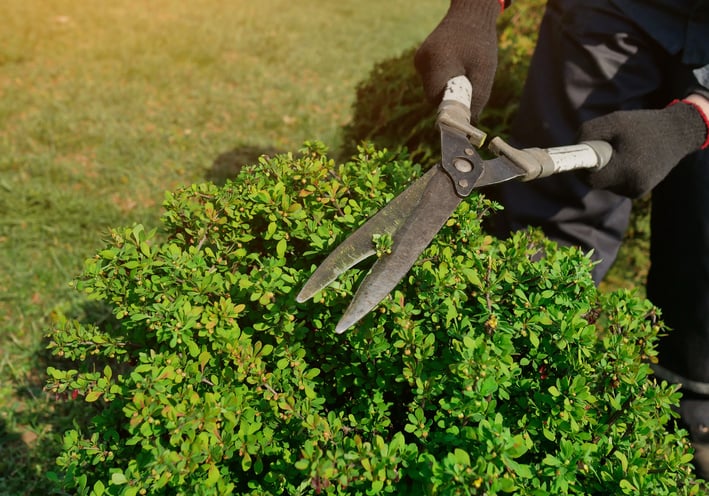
[414,0,501,119]
[578,101,709,198]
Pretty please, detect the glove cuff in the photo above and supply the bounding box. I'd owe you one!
[499,0,512,12]
[668,99,709,150]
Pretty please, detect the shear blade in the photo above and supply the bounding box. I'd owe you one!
[335,166,462,333]
[295,167,437,304]
[474,156,527,188]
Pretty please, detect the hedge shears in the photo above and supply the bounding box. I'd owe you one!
[297,76,612,333]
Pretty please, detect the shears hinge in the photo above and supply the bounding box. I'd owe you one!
[441,153,485,197]
[439,124,486,197]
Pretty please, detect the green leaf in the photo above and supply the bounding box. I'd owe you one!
[619,479,636,493]
[187,340,200,358]
[514,463,533,479]
[140,241,152,257]
[680,453,694,465]
[139,421,152,437]
[453,448,470,466]
[479,376,498,396]
[110,472,128,485]
[206,463,220,485]
[85,390,102,402]
[254,456,264,475]
[615,451,628,473]
[276,238,287,258]
[461,267,482,287]
[241,452,252,471]
[46,367,64,380]
[507,434,530,458]
[528,329,540,348]
[497,475,517,493]
[93,480,105,495]
[609,394,623,410]
[199,350,211,368]
[131,224,145,244]
[99,249,116,260]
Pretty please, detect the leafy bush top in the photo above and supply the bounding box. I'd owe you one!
[47,143,703,495]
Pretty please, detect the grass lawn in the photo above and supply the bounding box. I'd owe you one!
[0,1,446,492]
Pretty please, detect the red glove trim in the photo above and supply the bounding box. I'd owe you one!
[669,99,709,150]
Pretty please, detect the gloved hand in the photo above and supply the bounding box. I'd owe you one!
[414,0,501,119]
[578,101,709,198]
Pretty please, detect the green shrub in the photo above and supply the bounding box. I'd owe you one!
[46,143,704,494]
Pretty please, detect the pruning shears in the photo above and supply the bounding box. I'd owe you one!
[296,76,612,333]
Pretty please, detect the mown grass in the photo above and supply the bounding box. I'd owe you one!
[0,1,446,493]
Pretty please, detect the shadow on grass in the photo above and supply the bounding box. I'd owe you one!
[207,145,284,185]
[1,364,83,496]
[0,418,38,495]
[0,394,88,496]
[2,301,122,495]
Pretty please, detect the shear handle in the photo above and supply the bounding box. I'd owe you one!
[437,76,487,148]
[489,137,612,181]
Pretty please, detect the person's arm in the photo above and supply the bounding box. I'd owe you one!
[578,94,709,198]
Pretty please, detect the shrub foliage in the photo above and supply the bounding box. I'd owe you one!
[46,143,703,494]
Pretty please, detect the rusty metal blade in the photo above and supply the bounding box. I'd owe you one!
[335,167,461,333]
[296,167,438,304]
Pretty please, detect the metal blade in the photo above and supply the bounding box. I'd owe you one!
[473,156,527,188]
[335,166,462,333]
[296,167,438,303]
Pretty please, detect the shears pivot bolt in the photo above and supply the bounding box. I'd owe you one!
[453,158,472,173]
